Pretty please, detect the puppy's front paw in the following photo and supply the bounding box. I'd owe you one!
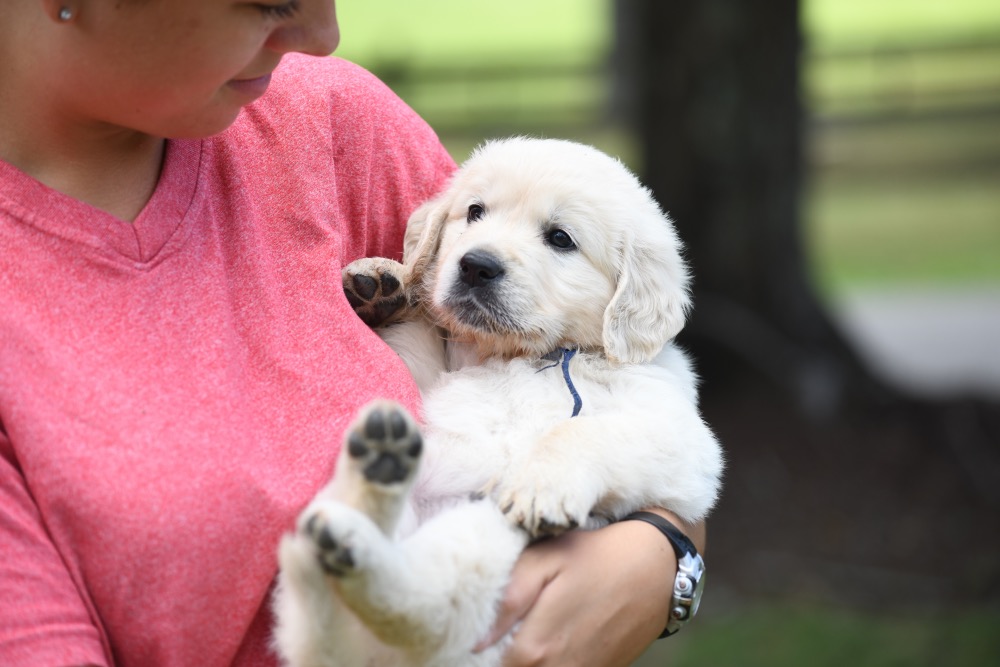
[346,401,423,487]
[343,257,413,328]
[495,466,599,538]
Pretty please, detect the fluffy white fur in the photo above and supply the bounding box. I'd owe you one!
[274,138,724,667]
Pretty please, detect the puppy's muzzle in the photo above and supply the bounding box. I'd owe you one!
[459,250,505,289]
[445,250,517,334]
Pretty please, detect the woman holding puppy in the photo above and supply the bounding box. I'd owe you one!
[0,1,704,665]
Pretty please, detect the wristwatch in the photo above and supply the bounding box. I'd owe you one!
[621,511,706,638]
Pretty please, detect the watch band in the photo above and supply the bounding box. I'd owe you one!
[620,511,704,638]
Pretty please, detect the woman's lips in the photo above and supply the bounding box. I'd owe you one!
[227,73,272,99]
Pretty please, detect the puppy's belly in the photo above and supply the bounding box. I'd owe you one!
[416,358,587,499]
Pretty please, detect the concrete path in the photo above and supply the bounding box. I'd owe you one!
[829,285,1000,399]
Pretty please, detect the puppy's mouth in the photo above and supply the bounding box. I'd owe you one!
[434,249,530,337]
[440,290,522,336]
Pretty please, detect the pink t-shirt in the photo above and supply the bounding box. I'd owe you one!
[0,55,455,667]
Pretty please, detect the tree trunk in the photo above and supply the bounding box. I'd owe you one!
[613,2,1000,609]
[614,0,885,418]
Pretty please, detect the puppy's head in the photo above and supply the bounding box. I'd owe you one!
[404,137,690,364]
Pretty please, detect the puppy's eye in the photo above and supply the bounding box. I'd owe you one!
[467,204,485,223]
[545,228,576,250]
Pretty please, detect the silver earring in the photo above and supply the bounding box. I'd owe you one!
[58,7,73,21]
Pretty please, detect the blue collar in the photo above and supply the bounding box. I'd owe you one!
[539,348,583,417]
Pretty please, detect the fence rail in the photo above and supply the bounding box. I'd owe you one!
[363,34,1000,135]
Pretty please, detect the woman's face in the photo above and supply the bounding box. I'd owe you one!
[48,0,340,138]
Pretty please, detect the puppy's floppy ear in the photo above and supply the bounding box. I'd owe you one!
[603,212,692,365]
[402,195,450,283]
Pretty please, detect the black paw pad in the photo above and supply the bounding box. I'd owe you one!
[363,452,411,484]
[372,295,406,325]
[379,272,401,296]
[345,290,366,309]
[314,523,338,551]
[347,433,369,459]
[348,404,422,487]
[317,545,354,576]
[389,409,408,439]
[364,409,387,440]
[408,438,423,458]
[351,274,379,300]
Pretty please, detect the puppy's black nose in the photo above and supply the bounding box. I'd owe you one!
[459,250,504,288]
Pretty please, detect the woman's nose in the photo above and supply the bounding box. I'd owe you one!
[267,1,341,57]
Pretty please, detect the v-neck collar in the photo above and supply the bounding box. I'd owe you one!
[0,139,203,266]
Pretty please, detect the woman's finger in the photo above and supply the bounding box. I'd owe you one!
[473,544,556,651]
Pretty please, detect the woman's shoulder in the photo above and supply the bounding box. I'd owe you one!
[232,54,449,171]
[224,54,455,261]
[272,54,383,95]
[265,54,420,129]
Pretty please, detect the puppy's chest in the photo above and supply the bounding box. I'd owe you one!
[412,357,624,513]
[422,357,612,460]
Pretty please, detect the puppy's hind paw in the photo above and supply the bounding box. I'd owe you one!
[305,511,355,576]
[346,401,423,488]
[343,257,414,328]
[298,503,383,578]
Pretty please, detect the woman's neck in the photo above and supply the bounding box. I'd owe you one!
[0,101,167,223]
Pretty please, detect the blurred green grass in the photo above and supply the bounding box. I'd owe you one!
[809,171,1000,291]
[807,110,1000,291]
[634,605,1000,667]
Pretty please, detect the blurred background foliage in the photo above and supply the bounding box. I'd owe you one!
[332,1,1000,665]
[335,0,1000,295]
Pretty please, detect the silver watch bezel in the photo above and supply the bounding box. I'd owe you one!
[665,551,706,635]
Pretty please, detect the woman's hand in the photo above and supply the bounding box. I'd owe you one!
[476,512,705,666]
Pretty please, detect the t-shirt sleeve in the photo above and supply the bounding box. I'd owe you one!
[323,58,458,263]
[244,55,457,266]
[0,431,109,667]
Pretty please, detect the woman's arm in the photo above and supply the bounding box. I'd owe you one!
[478,511,706,667]
[0,432,109,666]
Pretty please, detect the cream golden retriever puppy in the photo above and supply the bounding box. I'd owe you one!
[274,138,724,667]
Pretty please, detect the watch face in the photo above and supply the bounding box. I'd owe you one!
[675,552,706,619]
[690,570,705,617]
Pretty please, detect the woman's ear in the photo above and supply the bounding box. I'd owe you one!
[603,217,691,365]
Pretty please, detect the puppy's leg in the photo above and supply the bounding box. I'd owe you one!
[323,400,424,535]
[279,401,444,664]
[275,530,400,667]
[298,499,524,667]
[492,418,606,538]
[494,408,722,537]
[273,401,423,667]
[293,402,526,666]
[389,501,527,666]
[343,257,419,328]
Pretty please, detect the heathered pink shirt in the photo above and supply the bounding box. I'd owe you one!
[0,55,455,667]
